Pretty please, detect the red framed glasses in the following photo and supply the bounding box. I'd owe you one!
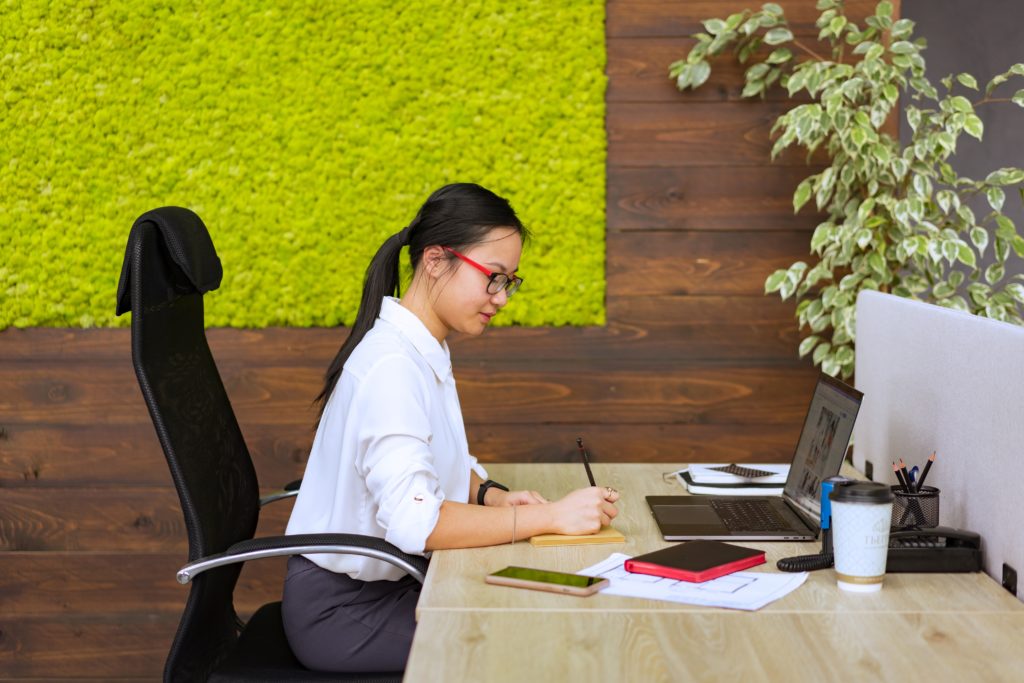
[442,246,523,297]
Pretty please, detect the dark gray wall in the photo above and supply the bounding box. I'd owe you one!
[902,0,1024,246]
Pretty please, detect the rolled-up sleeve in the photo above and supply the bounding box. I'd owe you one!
[467,453,488,482]
[354,355,444,554]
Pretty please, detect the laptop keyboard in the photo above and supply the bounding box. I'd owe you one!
[710,499,791,532]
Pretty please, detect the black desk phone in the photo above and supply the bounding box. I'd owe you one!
[777,526,982,573]
[887,526,982,572]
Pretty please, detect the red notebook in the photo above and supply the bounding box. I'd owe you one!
[624,540,766,583]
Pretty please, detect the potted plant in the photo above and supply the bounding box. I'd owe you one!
[671,0,1024,377]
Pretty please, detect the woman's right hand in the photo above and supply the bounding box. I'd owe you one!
[548,486,620,535]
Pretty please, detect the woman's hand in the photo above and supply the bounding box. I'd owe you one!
[548,486,620,535]
[486,488,548,506]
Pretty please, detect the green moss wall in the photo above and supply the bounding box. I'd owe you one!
[0,1,605,328]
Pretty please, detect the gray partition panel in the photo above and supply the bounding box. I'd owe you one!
[854,290,1023,601]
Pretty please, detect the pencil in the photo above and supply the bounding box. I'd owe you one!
[898,459,913,493]
[576,437,597,487]
[916,451,937,490]
[893,461,910,493]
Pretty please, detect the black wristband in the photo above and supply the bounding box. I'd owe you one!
[477,479,509,506]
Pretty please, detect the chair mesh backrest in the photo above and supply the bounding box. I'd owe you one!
[119,209,261,682]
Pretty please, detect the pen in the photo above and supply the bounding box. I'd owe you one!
[908,465,919,490]
[916,451,936,490]
[576,437,597,487]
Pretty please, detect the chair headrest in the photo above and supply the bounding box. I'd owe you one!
[116,206,223,315]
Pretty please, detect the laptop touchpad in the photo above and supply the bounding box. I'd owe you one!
[654,505,723,526]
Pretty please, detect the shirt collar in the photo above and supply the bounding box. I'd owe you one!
[378,297,452,381]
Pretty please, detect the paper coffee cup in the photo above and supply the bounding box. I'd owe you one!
[829,482,894,593]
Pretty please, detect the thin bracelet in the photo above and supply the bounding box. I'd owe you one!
[511,505,517,545]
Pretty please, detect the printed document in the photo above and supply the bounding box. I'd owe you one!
[579,553,807,611]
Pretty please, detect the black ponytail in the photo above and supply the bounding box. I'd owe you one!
[314,183,529,422]
[312,230,405,417]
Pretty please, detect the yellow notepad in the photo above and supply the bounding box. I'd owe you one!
[529,526,626,547]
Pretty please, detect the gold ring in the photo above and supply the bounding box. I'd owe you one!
[605,486,617,494]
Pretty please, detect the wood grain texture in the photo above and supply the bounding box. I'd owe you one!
[608,165,825,231]
[453,364,818,425]
[1,418,806,490]
[467,422,806,464]
[0,615,171,678]
[418,464,1024,616]
[0,296,802,368]
[0,327,334,364]
[455,297,805,361]
[0,361,321,427]
[604,295,801,358]
[606,0,882,38]
[407,611,1024,683]
[607,229,812,295]
[0,422,311,489]
[0,552,282,616]
[0,360,816,429]
[0,364,817,496]
[1,679,158,682]
[609,101,828,167]
[0,489,292,552]
[608,36,818,103]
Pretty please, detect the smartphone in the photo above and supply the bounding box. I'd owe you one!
[485,566,609,596]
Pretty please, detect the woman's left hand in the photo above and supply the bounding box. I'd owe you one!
[490,489,548,506]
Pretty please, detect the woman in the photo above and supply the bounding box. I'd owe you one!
[282,183,620,673]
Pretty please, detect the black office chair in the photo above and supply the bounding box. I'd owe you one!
[116,207,427,682]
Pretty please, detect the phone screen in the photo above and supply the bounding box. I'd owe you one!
[489,566,603,588]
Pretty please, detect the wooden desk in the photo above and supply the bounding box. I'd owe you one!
[406,464,1024,682]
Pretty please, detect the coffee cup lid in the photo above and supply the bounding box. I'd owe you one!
[829,481,894,503]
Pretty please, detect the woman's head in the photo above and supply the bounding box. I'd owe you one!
[402,183,527,271]
[315,183,529,418]
[404,225,523,340]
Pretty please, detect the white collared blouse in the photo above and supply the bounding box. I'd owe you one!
[285,297,488,581]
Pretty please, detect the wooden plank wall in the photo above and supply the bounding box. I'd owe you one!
[0,1,890,678]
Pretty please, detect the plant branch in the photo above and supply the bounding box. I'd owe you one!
[677,4,1024,376]
[791,39,828,63]
[973,97,1014,106]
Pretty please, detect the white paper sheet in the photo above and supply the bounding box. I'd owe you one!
[579,553,808,611]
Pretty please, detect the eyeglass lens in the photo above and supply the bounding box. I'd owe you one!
[487,274,522,296]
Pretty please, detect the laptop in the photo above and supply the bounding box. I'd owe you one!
[647,373,864,541]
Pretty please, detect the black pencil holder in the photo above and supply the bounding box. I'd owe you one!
[890,485,940,529]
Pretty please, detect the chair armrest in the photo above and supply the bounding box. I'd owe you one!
[176,533,429,585]
[258,479,303,507]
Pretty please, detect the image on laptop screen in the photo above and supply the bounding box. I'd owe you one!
[783,377,863,524]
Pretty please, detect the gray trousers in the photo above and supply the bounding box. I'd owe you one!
[281,555,421,673]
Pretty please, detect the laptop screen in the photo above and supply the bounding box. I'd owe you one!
[783,374,863,525]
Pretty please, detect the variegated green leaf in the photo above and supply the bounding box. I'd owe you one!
[956,73,978,90]
[764,27,793,45]
[812,341,833,364]
[964,114,984,140]
[970,227,989,256]
[958,243,977,268]
[689,61,712,88]
[799,335,821,357]
[765,269,788,294]
[987,187,1005,212]
[703,19,727,35]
